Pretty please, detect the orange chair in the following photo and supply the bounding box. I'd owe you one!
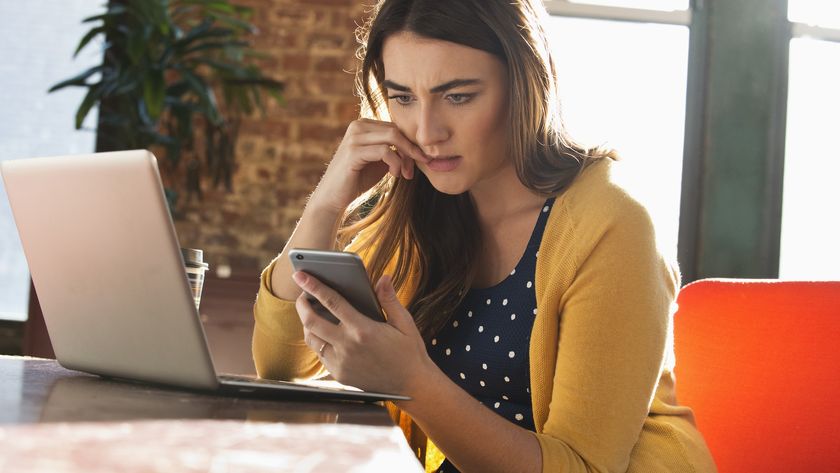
[673,279,840,473]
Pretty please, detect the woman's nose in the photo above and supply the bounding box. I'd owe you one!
[414,103,450,148]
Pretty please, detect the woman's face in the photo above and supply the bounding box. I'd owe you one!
[381,31,510,195]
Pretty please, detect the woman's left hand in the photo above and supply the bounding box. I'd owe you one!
[292,271,432,396]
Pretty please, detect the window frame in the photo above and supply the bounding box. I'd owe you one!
[791,23,840,43]
[543,0,691,25]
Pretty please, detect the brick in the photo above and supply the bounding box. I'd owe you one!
[300,123,346,143]
[297,0,355,5]
[313,9,334,29]
[295,166,328,188]
[332,10,365,30]
[272,5,313,27]
[261,233,290,253]
[256,167,272,180]
[301,151,332,167]
[259,31,299,49]
[313,55,352,73]
[306,32,351,51]
[281,53,310,72]
[335,100,360,122]
[304,74,357,96]
[239,120,291,140]
[281,98,329,118]
[221,209,242,224]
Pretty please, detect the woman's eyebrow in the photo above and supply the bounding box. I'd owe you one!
[382,78,483,94]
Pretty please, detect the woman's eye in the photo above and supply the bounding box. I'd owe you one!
[447,93,474,105]
[388,95,413,105]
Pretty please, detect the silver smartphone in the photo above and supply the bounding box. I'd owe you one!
[289,249,386,324]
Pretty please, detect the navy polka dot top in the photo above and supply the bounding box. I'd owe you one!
[426,197,555,472]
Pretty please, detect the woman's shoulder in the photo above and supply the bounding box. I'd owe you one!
[556,157,654,230]
[542,158,678,284]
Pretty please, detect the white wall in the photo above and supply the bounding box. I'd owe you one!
[0,1,100,320]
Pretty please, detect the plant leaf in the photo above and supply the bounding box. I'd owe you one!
[143,68,166,120]
[74,26,105,57]
[172,18,214,48]
[182,40,247,56]
[75,86,101,129]
[214,15,256,33]
[178,68,221,123]
[48,65,105,92]
[82,4,127,24]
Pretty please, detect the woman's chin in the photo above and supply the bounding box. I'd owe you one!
[422,173,469,196]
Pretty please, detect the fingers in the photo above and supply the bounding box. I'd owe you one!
[296,293,341,345]
[293,271,367,329]
[400,153,415,179]
[355,144,404,179]
[303,329,328,358]
[375,274,416,334]
[379,146,414,180]
[353,120,429,164]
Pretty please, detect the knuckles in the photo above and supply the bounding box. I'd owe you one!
[350,327,372,346]
[301,312,318,332]
[296,296,318,329]
[347,120,362,132]
[386,128,401,143]
[318,292,340,312]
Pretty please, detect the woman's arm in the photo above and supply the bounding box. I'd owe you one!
[398,365,542,473]
[253,118,427,380]
[270,117,428,300]
[289,270,543,473]
[529,190,679,472]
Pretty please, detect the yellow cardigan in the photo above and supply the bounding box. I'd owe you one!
[252,159,717,472]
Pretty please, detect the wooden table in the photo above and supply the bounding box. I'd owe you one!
[0,356,422,472]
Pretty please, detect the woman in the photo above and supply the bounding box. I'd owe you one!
[253,0,717,472]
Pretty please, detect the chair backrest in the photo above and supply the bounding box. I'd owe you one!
[673,278,840,473]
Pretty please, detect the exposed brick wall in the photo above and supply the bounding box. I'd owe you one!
[173,0,369,274]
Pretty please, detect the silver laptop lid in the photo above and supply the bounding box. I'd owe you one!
[1,150,218,390]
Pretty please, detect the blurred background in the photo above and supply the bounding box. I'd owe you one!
[0,0,837,372]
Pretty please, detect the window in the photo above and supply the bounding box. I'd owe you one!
[788,1,840,31]
[779,3,840,279]
[0,1,99,321]
[567,0,688,11]
[545,3,691,259]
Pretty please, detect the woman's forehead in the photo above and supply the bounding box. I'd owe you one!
[381,31,505,88]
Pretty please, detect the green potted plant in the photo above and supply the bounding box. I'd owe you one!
[49,0,283,214]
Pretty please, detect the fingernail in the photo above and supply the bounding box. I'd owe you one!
[293,272,308,285]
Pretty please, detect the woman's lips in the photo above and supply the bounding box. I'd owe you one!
[426,155,462,172]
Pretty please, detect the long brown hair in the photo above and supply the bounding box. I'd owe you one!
[340,0,617,341]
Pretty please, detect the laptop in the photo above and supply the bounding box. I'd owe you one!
[0,150,408,403]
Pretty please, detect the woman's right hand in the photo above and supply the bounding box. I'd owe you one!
[310,118,429,213]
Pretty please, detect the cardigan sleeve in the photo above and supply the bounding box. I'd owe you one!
[532,195,681,473]
[251,257,329,381]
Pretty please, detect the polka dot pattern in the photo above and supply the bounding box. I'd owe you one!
[427,197,556,458]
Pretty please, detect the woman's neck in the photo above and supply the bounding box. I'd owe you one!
[469,163,546,228]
